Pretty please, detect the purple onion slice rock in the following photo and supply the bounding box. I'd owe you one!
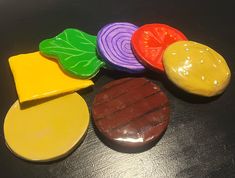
[97,22,145,73]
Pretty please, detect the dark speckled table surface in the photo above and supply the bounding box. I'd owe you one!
[0,0,235,177]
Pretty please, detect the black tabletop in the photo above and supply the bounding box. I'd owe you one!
[0,0,235,178]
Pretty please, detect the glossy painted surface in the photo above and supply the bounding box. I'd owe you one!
[8,52,93,103]
[163,41,231,97]
[4,93,89,162]
[97,22,145,73]
[131,24,187,72]
[92,78,170,149]
[0,0,235,177]
[40,28,105,79]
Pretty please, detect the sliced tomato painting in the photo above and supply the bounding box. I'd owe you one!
[131,24,187,72]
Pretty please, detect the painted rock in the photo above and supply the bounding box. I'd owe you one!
[163,41,231,97]
[131,24,187,72]
[8,52,93,103]
[92,78,170,149]
[4,93,89,162]
[39,28,105,79]
[97,22,145,73]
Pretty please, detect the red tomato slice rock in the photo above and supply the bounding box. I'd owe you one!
[131,24,187,72]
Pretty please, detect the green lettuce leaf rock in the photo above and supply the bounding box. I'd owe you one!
[39,28,105,79]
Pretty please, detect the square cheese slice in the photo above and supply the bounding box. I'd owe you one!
[9,52,94,103]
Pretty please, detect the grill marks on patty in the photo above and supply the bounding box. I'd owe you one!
[92,78,170,147]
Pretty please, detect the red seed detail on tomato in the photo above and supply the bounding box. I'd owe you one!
[131,24,187,72]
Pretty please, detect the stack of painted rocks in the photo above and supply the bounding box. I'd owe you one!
[4,22,231,162]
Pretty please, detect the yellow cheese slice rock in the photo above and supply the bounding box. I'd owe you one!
[9,52,94,103]
[163,41,231,97]
[4,93,89,162]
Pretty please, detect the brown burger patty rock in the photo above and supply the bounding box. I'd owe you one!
[92,77,170,148]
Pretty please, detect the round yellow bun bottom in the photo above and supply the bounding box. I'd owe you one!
[4,93,89,162]
[163,41,231,97]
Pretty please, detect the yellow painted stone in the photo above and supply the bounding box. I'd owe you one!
[4,93,89,162]
[163,41,231,97]
[9,52,94,103]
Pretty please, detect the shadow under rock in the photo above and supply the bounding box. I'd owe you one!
[20,92,73,109]
[102,67,148,79]
[145,70,221,104]
[91,116,165,153]
[77,86,94,96]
